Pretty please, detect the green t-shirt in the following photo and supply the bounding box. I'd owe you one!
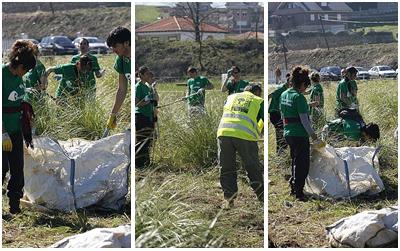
[280,88,309,137]
[114,56,131,84]
[226,79,249,95]
[54,63,86,98]
[187,76,210,106]
[70,53,100,90]
[135,81,154,120]
[336,79,358,112]
[268,83,287,113]
[309,83,324,115]
[327,118,361,141]
[3,64,25,134]
[23,59,46,103]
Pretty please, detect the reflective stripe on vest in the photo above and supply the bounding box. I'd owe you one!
[221,113,261,136]
[218,122,258,139]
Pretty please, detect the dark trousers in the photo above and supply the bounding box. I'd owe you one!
[269,111,287,153]
[135,114,154,169]
[285,136,310,197]
[2,132,24,201]
[218,136,263,201]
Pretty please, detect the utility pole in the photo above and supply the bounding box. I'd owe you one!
[319,15,330,51]
[282,38,288,71]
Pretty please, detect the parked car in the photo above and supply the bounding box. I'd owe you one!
[319,66,342,81]
[354,67,371,80]
[24,38,39,45]
[39,36,78,55]
[73,37,109,54]
[368,65,397,79]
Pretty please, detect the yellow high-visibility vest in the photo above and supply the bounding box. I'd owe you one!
[217,91,263,141]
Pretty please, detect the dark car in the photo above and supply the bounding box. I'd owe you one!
[39,36,78,55]
[319,66,342,81]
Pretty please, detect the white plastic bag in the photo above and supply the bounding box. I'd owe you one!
[50,224,131,248]
[326,207,398,247]
[305,145,384,198]
[24,131,131,212]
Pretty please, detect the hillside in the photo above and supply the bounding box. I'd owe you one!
[135,39,264,80]
[269,43,398,70]
[2,7,131,40]
[135,5,170,28]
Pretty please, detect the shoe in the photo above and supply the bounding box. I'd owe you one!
[222,199,234,210]
[9,199,21,215]
[295,192,307,202]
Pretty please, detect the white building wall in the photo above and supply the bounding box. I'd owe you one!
[137,31,226,41]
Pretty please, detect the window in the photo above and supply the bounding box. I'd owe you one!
[168,36,178,41]
[321,2,328,7]
[324,14,328,21]
[151,37,159,41]
[310,14,315,21]
[337,14,341,21]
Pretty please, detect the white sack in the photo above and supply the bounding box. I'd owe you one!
[305,145,384,198]
[24,131,131,212]
[50,224,131,248]
[326,207,398,248]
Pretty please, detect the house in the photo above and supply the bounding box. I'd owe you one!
[135,16,229,41]
[269,2,353,34]
[225,2,264,33]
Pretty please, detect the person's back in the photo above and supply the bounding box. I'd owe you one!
[280,87,309,137]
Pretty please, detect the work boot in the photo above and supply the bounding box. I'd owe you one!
[222,199,234,210]
[295,191,307,202]
[9,198,21,215]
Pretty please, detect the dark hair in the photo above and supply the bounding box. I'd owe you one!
[231,65,240,73]
[138,66,150,78]
[244,83,262,94]
[78,54,93,71]
[286,73,290,78]
[80,38,89,45]
[106,26,131,47]
[187,66,197,73]
[364,123,380,141]
[346,66,358,75]
[9,40,36,71]
[310,72,320,82]
[290,65,310,89]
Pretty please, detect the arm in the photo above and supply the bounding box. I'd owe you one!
[205,79,214,90]
[299,113,317,140]
[309,94,321,107]
[111,74,128,114]
[221,77,230,92]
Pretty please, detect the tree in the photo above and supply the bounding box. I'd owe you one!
[174,2,220,70]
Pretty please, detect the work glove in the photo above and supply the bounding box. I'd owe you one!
[227,69,233,78]
[2,133,12,152]
[144,95,154,102]
[312,138,326,149]
[106,113,117,130]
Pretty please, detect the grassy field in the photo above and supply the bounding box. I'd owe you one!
[2,54,131,247]
[135,76,264,248]
[355,25,398,40]
[268,79,398,247]
[135,5,168,25]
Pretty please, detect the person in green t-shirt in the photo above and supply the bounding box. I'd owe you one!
[335,66,359,116]
[268,73,291,154]
[322,110,380,143]
[23,44,48,104]
[221,66,249,95]
[46,55,93,100]
[306,72,325,130]
[186,66,214,118]
[135,66,159,169]
[105,26,131,131]
[70,38,105,98]
[3,40,36,214]
[280,66,324,201]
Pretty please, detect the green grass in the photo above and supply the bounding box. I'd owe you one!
[2,54,131,247]
[268,79,398,247]
[135,79,264,247]
[355,25,398,39]
[135,5,166,25]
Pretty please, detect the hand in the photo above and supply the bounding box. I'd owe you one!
[106,114,117,130]
[151,81,157,88]
[3,133,12,152]
[99,69,106,77]
[144,95,154,102]
[227,69,233,77]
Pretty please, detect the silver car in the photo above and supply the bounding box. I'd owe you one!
[368,65,397,79]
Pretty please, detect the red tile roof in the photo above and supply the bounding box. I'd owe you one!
[136,16,229,33]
